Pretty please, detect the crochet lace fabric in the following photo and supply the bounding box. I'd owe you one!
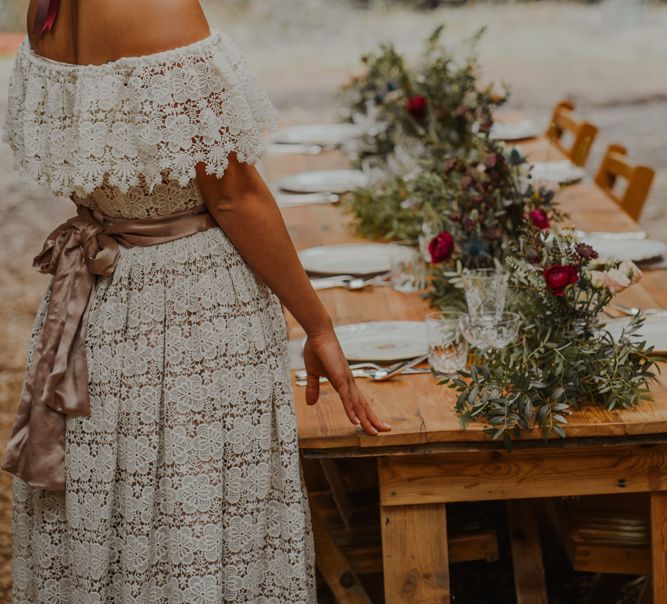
[2,33,278,197]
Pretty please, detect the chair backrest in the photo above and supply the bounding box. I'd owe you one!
[594,144,655,221]
[546,100,598,167]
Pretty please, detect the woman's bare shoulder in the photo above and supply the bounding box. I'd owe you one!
[79,0,211,63]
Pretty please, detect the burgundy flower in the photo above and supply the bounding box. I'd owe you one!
[428,231,455,264]
[529,208,550,230]
[575,242,599,260]
[543,265,578,297]
[405,95,428,121]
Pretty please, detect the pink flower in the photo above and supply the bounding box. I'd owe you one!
[603,268,631,293]
[529,208,550,230]
[618,261,643,284]
[405,95,428,121]
[428,231,455,264]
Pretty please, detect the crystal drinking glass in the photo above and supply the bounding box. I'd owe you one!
[425,311,469,376]
[459,312,521,353]
[390,247,427,293]
[461,268,509,320]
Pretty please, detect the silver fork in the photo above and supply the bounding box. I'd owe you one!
[311,273,390,291]
[295,362,381,381]
[294,355,429,385]
[294,367,431,387]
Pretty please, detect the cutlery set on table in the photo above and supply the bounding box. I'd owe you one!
[294,354,430,387]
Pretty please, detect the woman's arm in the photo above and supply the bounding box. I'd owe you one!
[196,157,391,436]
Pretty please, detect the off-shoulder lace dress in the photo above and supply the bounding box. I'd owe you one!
[3,33,316,603]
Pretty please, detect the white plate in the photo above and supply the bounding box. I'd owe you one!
[299,243,411,275]
[530,160,586,184]
[300,321,428,362]
[602,316,667,354]
[582,235,667,263]
[272,123,364,147]
[490,120,539,141]
[266,143,322,156]
[276,192,339,208]
[278,170,368,194]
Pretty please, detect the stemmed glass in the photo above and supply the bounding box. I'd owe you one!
[459,268,519,355]
[461,268,509,320]
[459,312,521,354]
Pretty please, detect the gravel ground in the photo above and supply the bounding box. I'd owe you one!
[0,1,666,600]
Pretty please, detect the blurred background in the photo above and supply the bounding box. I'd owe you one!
[0,0,666,601]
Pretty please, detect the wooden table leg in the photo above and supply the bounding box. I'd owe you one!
[507,500,549,604]
[650,492,667,603]
[380,503,450,604]
[309,495,372,604]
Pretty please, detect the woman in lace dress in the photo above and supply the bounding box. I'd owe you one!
[2,1,390,602]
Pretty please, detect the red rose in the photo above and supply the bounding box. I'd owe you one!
[543,265,578,297]
[405,95,428,120]
[428,231,455,264]
[529,208,550,230]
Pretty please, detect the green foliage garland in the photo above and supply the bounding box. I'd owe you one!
[446,228,661,446]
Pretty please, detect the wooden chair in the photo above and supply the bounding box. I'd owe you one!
[595,144,655,221]
[546,100,598,167]
[304,458,500,602]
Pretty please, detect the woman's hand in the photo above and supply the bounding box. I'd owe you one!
[303,329,391,436]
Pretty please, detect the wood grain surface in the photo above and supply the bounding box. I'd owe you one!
[263,138,667,452]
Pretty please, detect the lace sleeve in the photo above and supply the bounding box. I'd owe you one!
[2,33,278,197]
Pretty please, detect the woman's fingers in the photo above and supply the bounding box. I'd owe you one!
[305,372,320,406]
[338,380,392,436]
[361,399,392,432]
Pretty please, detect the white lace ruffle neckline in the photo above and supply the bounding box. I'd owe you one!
[2,33,278,197]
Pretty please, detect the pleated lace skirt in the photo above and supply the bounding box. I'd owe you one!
[11,228,316,603]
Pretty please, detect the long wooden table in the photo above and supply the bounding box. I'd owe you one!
[265,137,667,603]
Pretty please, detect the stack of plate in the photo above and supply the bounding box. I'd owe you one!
[581,234,667,263]
[289,321,428,367]
[490,120,539,141]
[271,123,364,148]
[530,160,586,185]
[299,242,411,275]
[603,316,667,355]
[278,170,368,194]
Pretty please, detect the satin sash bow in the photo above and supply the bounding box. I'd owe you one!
[35,0,61,36]
[2,204,217,490]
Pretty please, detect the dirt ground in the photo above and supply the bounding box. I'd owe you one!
[0,1,666,600]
